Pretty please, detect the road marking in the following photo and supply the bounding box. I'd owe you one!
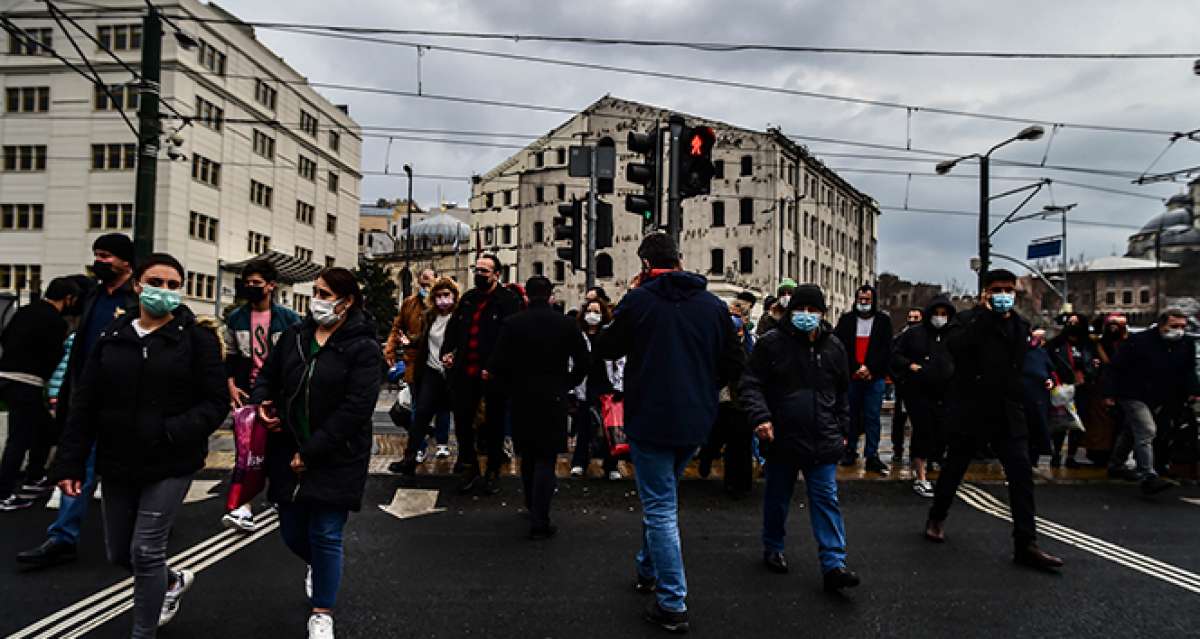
[379,488,446,520]
[956,484,1200,595]
[1183,498,1200,507]
[8,509,278,639]
[182,480,223,504]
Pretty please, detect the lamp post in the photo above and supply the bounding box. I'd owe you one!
[402,163,413,298]
[935,125,1045,291]
[1041,203,1077,309]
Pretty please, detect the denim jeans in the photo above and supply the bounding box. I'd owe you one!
[629,440,695,613]
[1118,400,1160,480]
[278,502,350,610]
[48,446,98,545]
[762,462,848,573]
[847,378,886,459]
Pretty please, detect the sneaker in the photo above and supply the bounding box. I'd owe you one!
[434,445,451,459]
[644,600,689,634]
[569,466,585,478]
[308,613,335,639]
[18,477,53,498]
[0,493,35,511]
[221,509,256,532]
[158,569,194,627]
[912,480,935,499]
[607,470,622,481]
[416,449,428,464]
[305,565,313,600]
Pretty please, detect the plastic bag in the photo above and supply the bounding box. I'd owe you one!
[1048,384,1085,434]
[226,405,268,511]
[1050,383,1076,408]
[600,393,630,457]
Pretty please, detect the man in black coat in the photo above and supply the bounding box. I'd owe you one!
[485,276,589,539]
[440,254,522,494]
[925,270,1064,571]
[834,284,893,474]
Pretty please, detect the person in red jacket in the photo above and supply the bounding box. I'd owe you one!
[833,284,894,475]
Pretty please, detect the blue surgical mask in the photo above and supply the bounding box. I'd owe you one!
[140,285,182,317]
[990,292,1015,313]
[790,311,821,333]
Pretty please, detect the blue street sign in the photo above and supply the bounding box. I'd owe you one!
[1027,238,1062,259]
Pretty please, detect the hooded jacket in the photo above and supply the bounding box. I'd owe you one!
[833,285,894,379]
[1105,328,1199,409]
[250,310,383,511]
[223,302,301,391]
[739,319,851,467]
[52,305,229,484]
[891,296,957,397]
[594,271,744,448]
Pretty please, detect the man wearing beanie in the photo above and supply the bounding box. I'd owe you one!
[755,279,797,338]
[834,283,894,474]
[17,233,140,567]
[740,284,860,592]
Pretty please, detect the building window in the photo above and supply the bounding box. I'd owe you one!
[485,192,495,208]
[711,201,725,227]
[300,110,319,137]
[295,200,314,225]
[328,130,340,152]
[596,253,614,278]
[533,221,545,243]
[191,154,221,187]
[91,143,136,170]
[533,262,544,276]
[294,246,313,263]
[5,86,49,113]
[710,248,724,274]
[714,159,725,179]
[739,247,753,274]
[739,198,753,225]
[554,260,565,282]
[298,155,317,181]
[0,204,44,230]
[327,172,339,193]
[292,293,310,314]
[535,187,544,203]
[740,155,753,176]
[556,148,566,164]
[556,184,566,201]
[194,95,223,130]
[325,256,336,268]
[252,129,275,159]
[1139,289,1150,304]
[188,211,218,242]
[326,213,338,234]
[197,39,226,75]
[97,24,141,50]
[247,231,271,254]
[535,151,544,168]
[250,180,273,208]
[253,79,277,110]
[503,190,513,206]
[1122,290,1133,305]
[2,145,47,172]
[484,227,494,245]
[8,28,52,56]
[88,203,133,230]
[0,264,41,292]
[501,225,513,245]
[1105,291,1116,305]
[94,84,138,111]
[185,271,216,301]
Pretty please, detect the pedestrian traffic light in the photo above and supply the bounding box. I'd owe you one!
[678,125,717,199]
[595,199,613,250]
[555,198,583,269]
[625,128,661,225]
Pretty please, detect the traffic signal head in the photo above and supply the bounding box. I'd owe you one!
[679,125,717,199]
[625,129,660,224]
[555,199,583,268]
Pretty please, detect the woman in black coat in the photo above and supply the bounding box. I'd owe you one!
[739,285,860,593]
[53,253,228,638]
[251,268,382,639]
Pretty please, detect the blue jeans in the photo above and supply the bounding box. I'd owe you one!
[762,462,847,573]
[847,378,886,459]
[629,440,695,613]
[48,446,98,545]
[278,502,349,610]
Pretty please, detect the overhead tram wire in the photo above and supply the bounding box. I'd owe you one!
[879,206,1142,230]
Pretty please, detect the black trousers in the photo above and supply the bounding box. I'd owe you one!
[405,366,452,457]
[451,375,507,475]
[930,425,1037,545]
[904,392,946,462]
[520,453,557,529]
[0,381,53,496]
[892,384,910,458]
[704,402,753,493]
[569,400,616,473]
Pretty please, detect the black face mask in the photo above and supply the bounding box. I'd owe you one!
[474,274,492,291]
[242,286,267,304]
[92,261,119,283]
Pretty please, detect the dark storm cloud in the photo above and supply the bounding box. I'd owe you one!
[220,0,1200,284]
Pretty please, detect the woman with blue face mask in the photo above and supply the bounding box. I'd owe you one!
[51,253,229,638]
[739,284,861,593]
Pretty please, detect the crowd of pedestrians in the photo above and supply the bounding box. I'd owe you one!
[1,231,1198,637]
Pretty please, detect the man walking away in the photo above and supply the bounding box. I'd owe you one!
[485,276,589,539]
[835,285,893,474]
[0,278,79,510]
[1104,309,1200,495]
[924,270,1064,571]
[595,233,744,633]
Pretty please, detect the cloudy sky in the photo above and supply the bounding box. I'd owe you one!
[218,0,1200,286]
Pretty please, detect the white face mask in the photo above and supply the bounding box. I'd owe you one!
[311,298,344,327]
[856,303,872,314]
[777,295,791,309]
[584,312,603,326]
[1163,328,1185,341]
[931,316,949,329]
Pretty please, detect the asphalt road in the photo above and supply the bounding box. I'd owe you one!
[2,475,1199,638]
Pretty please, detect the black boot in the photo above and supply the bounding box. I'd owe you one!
[644,600,690,634]
[823,566,861,592]
[763,551,788,574]
[16,538,78,567]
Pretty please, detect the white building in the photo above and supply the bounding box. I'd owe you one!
[0,0,361,314]
[470,96,880,314]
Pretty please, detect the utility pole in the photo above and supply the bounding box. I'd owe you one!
[586,150,597,291]
[403,164,414,298]
[977,154,989,293]
[133,6,163,263]
[667,115,684,245]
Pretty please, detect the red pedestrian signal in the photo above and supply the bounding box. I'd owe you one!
[678,126,716,199]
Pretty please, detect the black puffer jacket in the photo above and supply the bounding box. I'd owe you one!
[891,296,957,397]
[739,320,851,467]
[52,306,228,484]
[250,310,382,511]
[946,306,1031,436]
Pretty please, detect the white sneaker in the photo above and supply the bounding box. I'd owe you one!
[416,449,428,464]
[569,466,584,478]
[221,508,256,532]
[435,445,451,459]
[607,470,622,481]
[158,569,194,627]
[308,612,335,639]
[305,565,313,600]
[912,480,935,499]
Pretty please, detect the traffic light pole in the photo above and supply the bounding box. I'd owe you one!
[667,115,684,245]
[977,154,989,293]
[586,148,597,291]
[133,6,163,264]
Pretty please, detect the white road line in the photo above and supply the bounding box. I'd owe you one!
[8,509,277,639]
[955,484,1200,595]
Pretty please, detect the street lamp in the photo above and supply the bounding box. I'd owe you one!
[402,163,413,298]
[936,125,1045,291]
[1041,203,1077,309]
